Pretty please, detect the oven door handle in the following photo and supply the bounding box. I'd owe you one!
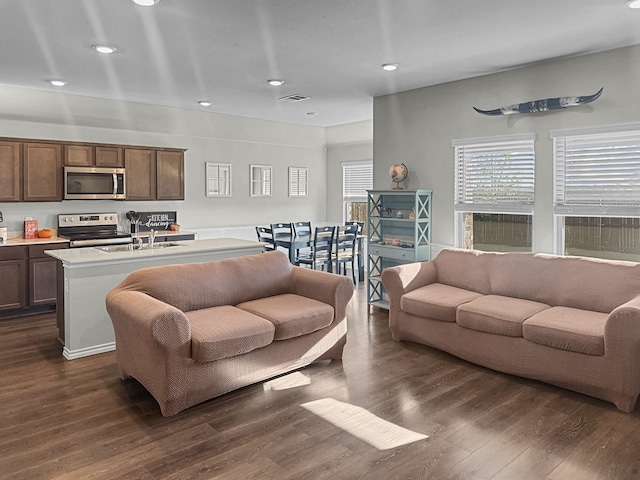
[113,173,118,195]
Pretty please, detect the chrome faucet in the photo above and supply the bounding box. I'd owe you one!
[149,229,157,248]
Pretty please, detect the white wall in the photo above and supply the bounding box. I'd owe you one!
[0,85,337,234]
[373,44,640,253]
[325,120,373,222]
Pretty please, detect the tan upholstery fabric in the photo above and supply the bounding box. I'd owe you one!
[237,293,334,340]
[186,306,275,362]
[106,250,354,416]
[457,295,550,337]
[401,283,482,322]
[381,248,640,412]
[523,306,606,356]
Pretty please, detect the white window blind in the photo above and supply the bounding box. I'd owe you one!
[343,162,373,201]
[553,129,640,215]
[454,134,535,213]
[288,167,308,197]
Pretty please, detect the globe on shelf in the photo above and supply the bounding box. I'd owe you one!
[389,163,408,190]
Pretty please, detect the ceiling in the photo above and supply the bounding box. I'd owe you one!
[1,0,639,127]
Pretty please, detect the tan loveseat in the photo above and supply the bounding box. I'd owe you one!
[381,248,640,411]
[106,251,353,416]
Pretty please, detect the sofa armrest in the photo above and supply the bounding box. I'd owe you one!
[106,289,191,351]
[381,261,438,335]
[605,296,640,355]
[290,267,354,323]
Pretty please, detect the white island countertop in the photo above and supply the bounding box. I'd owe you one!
[46,237,263,266]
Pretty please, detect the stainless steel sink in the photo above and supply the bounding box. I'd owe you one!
[97,242,185,252]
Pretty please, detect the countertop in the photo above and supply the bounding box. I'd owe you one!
[0,235,69,247]
[45,237,264,265]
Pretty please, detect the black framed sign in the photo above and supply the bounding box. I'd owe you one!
[137,211,177,232]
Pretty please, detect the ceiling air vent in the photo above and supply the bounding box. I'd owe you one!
[279,94,311,103]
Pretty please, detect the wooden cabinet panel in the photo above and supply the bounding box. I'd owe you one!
[96,146,124,167]
[125,149,156,200]
[29,258,58,305]
[24,143,63,201]
[156,151,184,200]
[0,246,27,311]
[64,145,95,166]
[0,141,21,202]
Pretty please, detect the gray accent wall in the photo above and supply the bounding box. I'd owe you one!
[373,44,640,253]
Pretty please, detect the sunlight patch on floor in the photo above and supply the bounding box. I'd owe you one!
[301,398,428,450]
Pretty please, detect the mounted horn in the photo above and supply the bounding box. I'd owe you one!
[474,87,604,116]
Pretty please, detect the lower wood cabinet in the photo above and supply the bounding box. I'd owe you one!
[0,243,68,316]
[0,246,27,311]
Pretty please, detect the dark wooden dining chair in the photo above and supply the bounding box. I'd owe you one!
[297,226,336,273]
[335,223,359,283]
[345,220,364,235]
[270,222,294,259]
[292,221,312,263]
[255,226,275,252]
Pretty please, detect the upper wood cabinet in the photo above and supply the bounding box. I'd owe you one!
[95,146,124,167]
[0,141,21,202]
[157,150,185,200]
[64,145,95,166]
[125,148,157,200]
[64,145,124,167]
[24,143,63,201]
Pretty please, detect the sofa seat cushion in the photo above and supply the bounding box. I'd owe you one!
[522,306,606,356]
[457,295,550,337]
[401,283,483,322]
[186,306,275,363]
[237,293,334,340]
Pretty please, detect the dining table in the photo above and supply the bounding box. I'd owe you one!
[273,230,365,281]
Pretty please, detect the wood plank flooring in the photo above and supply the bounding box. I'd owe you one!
[1,284,639,479]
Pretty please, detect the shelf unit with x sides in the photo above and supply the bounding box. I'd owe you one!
[366,189,432,309]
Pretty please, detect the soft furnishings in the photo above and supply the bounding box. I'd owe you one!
[106,250,353,416]
[381,248,640,412]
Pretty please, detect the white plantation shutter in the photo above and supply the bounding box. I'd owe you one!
[552,128,640,216]
[454,134,535,213]
[289,167,308,197]
[343,162,373,202]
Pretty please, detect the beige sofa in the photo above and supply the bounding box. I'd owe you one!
[106,250,353,416]
[381,248,640,412]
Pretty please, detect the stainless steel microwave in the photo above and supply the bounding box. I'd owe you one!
[64,166,126,200]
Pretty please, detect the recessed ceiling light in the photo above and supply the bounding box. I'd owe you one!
[92,45,117,54]
[131,0,159,6]
[627,0,640,8]
[381,63,398,71]
[267,79,285,86]
[198,101,212,107]
[49,80,67,87]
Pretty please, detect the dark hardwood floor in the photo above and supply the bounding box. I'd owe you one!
[1,284,640,479]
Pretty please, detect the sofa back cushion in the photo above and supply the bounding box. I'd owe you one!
[114,251,293,312]
[433,249,640,314]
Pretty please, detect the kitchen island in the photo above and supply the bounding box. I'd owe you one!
[46,238,264,360]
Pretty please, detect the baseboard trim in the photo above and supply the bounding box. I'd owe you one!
[63,342,115,360]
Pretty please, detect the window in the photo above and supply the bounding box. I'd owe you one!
[453,134,535,252]
[205,162,232,197]
[552,125,640,261]
[288,167,308,197]
[250,164,272,197]
[342,161,373,222]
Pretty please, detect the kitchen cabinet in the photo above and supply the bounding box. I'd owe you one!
[157,150,185,200]
[24,143,63,201]
[367,189,432,309]
[65,145,124,167]
[0,246,27,311]
[125,148,156,200]
[96,146,124,167]
[29,244,68,306]
[0,141,21,201]
[64,145,95,166]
